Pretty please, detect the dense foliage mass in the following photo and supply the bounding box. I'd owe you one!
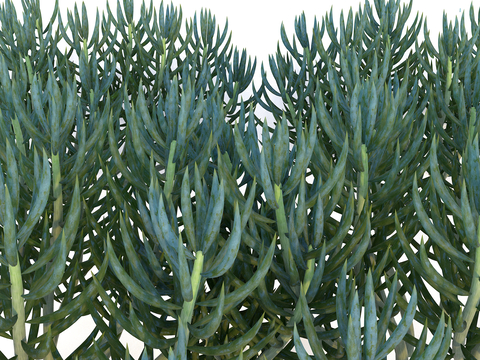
[0,0,479,358]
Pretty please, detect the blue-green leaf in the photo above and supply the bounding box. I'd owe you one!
[375,287,417,360]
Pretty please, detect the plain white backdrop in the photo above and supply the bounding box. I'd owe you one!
[0,0,475,358]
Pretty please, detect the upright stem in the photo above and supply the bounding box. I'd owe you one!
[453,218,480,360]
[180,251,204,330]
[356,144,368,220]
[51,152,63,252]
[10,254,27,360]
[175,251,204,358]
[45,152,63,360]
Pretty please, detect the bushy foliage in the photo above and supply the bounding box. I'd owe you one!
[0,0,479,359]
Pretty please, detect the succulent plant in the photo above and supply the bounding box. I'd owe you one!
[1,0,480,359]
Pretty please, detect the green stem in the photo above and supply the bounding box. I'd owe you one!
[10,254,27,360]
[453,217,480,360]
[356,144,368,225]
[45,152,63,360]
[181,251,204,328]
[446,57,452,94]
[174,251,204,358]
[51,152,63,246]
[303,247,315,293]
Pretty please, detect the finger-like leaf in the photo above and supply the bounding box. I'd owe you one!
[164,140,176,200]
[326,186,355,254]
[272,115,289,186]
[177,79,192,153]
[16,148,51,248]
[175,315,187,360]
[461,180,477,248]
[260,148,278,209]
[375,287,417,360]
[189,283,225,339]
[4,186,17,266]
[152,194,180,272]
[274,183,300,289]
[119,209,158,295]
[283,111,317,195]
[188,313,264,356]
[433,316,452,360]
[201,172,224,253]
[92,275,147,339]
[318,134,349,200]
[336,261,348,343]
[234,122,258,177]
[23,178,81,274]
[394,211,462,304]
[347,291,361,360]
[417,312,445,360]
[202,201,242,278]
[312,192,324,249]
[429,135,461,215]
[5,139,18,215]
[236,325,280,360]
[178,233,193,302]
[198,235,276,310]
[300,283,328,360]
[412,173,471,263]
[293,323,313,360]
[23,231,67,300]
[0,314,17,332]
[107,108,146,191]
[306,242,326,303]
[181,166,196,251]
[27,250,109,325]
[105,234,181,312]
[377,271,398,343]
[21,327,52,359]
[240,177,256,229]
[365,269,377,360]
[129,302,175,350]
[418,240,468,297]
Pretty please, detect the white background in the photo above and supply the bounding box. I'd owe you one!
[1,0,475,358]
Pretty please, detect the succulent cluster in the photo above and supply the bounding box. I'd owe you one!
[0,0,479,359]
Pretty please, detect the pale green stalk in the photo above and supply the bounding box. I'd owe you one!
[446,57,452,97]
[169,250,204,359]
[45,152,63,360]
[303,247,315,292]
[178,251,204,350]
[51,152,63,247]
[356,144,368,227]
[453,218,480,360]
[10,254,27,360]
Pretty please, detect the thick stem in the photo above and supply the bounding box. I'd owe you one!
[45,152,63,360]
[181,251,204,329]
[51,152,63,252]
[10,255,27,360]
[356,144,368,220]
[453,218,480,360]
[175,252,204,358]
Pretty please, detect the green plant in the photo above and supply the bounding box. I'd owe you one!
[0,0,479,359]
